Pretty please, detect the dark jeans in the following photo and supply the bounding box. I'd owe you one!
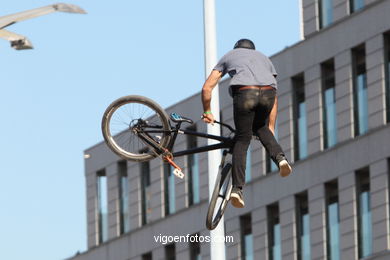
[232,87,285,188]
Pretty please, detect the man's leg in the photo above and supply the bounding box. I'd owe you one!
[256,125,284,163]
[231,92,255,189]
[254,90,292,176]
[230,91,257,208]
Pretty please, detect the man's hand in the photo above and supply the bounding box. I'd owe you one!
[202,113,215,124]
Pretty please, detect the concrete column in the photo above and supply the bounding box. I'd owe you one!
[252,206,268,259]
[305,64,323,155]
[150,159,163,222]
[129,162,141,228]
[86,171,98,248]
[333,0,349,23]
[366,34,386,129]
[370,159,390,253]
[335,50,354,142]
[339,172,359,260]
[225,216,240,260]
[309,184,327,260]
[107,163,120,240]
[302,0,319,38]
[278,78,294,163]
[176,240,190,260]
[280,196,298,259]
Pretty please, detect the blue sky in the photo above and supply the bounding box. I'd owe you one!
[0,1,299,259]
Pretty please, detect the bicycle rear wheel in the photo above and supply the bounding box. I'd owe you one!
[206,162,233,230]
[102,95,171,162]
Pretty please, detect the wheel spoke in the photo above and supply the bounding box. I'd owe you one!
[102,96,170,161]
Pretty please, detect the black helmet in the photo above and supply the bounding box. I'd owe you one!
[233,39,255,50]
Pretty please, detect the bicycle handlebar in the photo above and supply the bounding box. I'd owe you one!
[213,120,236,133]
[200,115,236,133]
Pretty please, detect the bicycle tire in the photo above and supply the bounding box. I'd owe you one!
[102,95,171,162]
[206,162,233,230]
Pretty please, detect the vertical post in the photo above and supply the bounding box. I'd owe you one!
[299,0,304,40]
[203,1,226,260]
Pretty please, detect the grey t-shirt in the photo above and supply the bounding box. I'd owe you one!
[213,48,277,89]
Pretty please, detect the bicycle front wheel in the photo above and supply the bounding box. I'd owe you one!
[206,162,233,230]
[102,95,171,162]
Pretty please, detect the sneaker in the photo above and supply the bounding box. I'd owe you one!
[279,159,292,177]
[230,187,245,208]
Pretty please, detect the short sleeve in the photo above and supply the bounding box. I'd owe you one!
[213,55,227,76]
[269,59,277,77]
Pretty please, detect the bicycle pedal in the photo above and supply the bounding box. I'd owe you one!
[173,168,184,179]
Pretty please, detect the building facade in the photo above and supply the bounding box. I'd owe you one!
[68,0,390,259]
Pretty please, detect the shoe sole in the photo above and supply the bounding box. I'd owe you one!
[230,193,245,208]
[279,160,292,177]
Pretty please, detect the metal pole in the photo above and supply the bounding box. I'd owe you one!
[203,1,226,260]
[299,0,304,40]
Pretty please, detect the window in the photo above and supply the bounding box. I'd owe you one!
[384,33,390,123]
[296,192,311,260]
[325,181,340,260]
[118,161,130,234]
[165,243,176,260]
[187,125,200,205]
[142,252,152,260]
[240,214,253,260]
[164,163,175,215]
[141,160,151,225]
[268,203,281,260]
[321,59,337,149]
[266,123,279,173]
[349,0,364,13]
[356,167,372,258]
[189,233,201,260]
[292,73,307,160]
[245,146,252,182]
[97,169,108,243]
[319,0,333,28]
[352,44,368,136]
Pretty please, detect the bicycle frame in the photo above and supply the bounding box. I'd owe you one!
[134,119,235,158]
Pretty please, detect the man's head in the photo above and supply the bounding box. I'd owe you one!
[233,39,255,50]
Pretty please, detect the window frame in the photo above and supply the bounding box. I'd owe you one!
[187,124,200,206]
[268,203,281,260]
[240,213,253,260]
[97,169,108,244]
[325,180,340,260]
[318,0,334,29]
[118,160,130,234]
[355,167,372,258]
[141,160,151,226]
[296,192,311,260]
[321,58,337,149]
[351,44,368,136]
[292,73,307,161]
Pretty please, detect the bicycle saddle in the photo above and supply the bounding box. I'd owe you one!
[170,113,193,124]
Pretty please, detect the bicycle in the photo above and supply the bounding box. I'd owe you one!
[101,95,237,230]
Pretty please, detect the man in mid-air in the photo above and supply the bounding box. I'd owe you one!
[201,39,292,208]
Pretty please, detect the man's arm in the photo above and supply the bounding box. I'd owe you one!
[201,70,222,123]
[268,95,278,135]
